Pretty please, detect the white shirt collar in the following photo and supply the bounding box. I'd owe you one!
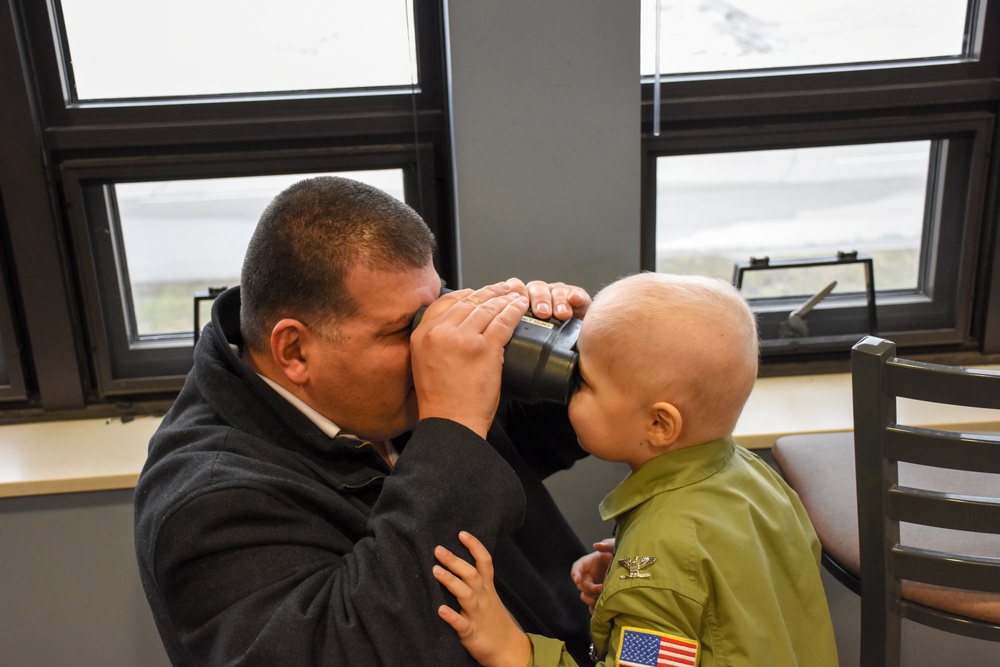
[257,373,345,439]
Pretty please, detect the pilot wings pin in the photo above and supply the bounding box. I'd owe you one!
[618,555,657,579]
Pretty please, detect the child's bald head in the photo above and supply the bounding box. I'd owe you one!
[581,273,759,446]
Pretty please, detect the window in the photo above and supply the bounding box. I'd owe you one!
[640,0,970,76]
[654,142,931,291]
[115,171,405,338]
[64,158,425,394]
[60,0,417,100]
[641,0,1000,364]
[0,0,452,411]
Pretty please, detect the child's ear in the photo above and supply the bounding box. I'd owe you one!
[648,402,682,449]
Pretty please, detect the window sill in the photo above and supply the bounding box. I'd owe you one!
[2,368,999,498]
[0,416,161,498]
[735,367,1000,448]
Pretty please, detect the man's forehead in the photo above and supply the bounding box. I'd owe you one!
[344,262,440,323]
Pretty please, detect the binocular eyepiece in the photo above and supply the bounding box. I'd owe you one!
[411,292,582,404]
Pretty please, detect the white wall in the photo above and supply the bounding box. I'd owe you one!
[0,491,170,666]
[446,0,641,293]
[445,0,640,548]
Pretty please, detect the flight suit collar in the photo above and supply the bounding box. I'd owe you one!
[599,436,736,522]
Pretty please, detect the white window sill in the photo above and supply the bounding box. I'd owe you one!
[735,368,1000,448]
[0,417,161,498]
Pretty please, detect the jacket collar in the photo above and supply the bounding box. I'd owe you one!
[205,286,378,458]
[599,436,736,521]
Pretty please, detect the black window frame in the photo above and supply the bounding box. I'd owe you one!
[63,147,441,397]
[0,198,29,404]
[641,0,1000,369]
[0,0,454,413]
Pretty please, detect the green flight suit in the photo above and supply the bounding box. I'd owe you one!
[527,436,839,666]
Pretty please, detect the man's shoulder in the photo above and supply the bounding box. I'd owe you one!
[138,420,267,505]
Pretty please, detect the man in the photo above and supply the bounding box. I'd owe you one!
[134,176,594,665]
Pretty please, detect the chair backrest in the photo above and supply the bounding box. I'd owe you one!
[851,336,1000,666]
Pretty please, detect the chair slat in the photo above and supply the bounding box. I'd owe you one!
[885,425,1000,473]
[888,486,1000,533]
[893,547,1000,592]
[902,601,1000,641]
[885,358,1000,409]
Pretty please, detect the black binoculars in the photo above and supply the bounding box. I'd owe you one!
[411,291,582,404]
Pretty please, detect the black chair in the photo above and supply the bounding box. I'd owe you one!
[773,335,1000,666]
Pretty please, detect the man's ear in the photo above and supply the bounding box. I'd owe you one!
[270,318,311,386]
[648,401,682,449]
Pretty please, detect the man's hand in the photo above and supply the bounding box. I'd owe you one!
[506,278,591,321]
[570,538,616,613]
[410,282,529,439]
[434,531,532,667]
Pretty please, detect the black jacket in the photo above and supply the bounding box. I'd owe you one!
[134,286,592,666]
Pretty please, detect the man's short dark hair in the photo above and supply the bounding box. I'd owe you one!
[240,176,436,352]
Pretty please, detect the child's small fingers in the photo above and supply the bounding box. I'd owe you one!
[458,531,495,577]
[434,545,481,584]
[437,604,472,636]
[594,540,615,553]
[434,565,484,616]
[433,564,472,598]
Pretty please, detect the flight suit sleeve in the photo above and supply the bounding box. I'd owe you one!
[526,633,580,667]
[590,584,705,667]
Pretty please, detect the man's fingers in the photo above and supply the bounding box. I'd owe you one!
[425,283,526,336]
[479,295,529,347]
[524,280,555,318]
[451,281,515,317]
[521,279,590,320]
[547,282,572,319]
[419,282,513,327]
[457,292,526,335]
[567,286,591,319]
[418,288,473,323]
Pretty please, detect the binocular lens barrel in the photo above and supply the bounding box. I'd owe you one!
[501,314,581,404]
[411,298,581,404]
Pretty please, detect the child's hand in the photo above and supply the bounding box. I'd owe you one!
[570,537,616,613]
[433,531,532,667]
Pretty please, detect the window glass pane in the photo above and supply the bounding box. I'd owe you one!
[116,169,405,336]
[654,142,930,295]
[641,0,970,76]
[59,0,416,100]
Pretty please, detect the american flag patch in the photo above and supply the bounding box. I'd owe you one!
[617,626,699,667]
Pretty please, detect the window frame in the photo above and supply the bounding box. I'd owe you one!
[640,0,1000,366]
[62,147,443,397]
[0,0,454,411]
[0,203,29,404]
